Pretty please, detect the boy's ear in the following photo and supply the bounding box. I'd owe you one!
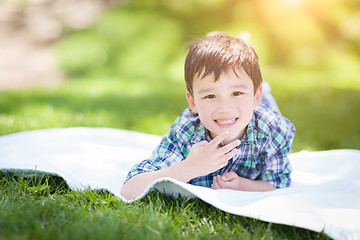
[253,84,262,107]
[186,91,198,113]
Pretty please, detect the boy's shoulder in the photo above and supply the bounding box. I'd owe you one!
[167,108,205,143]
[251,104,295,143]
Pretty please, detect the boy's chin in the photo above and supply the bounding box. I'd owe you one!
[211,129,245,145]
[210,132,237,145]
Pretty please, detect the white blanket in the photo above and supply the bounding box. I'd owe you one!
[0,127,359,240]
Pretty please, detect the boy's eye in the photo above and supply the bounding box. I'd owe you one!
[233,91,243,96]
[203,94,215,99]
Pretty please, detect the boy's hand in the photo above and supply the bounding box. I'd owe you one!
[184,131,240,178]
[211,172,277,191]
[211,172,246,190]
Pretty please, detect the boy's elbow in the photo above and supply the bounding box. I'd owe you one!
[120,192,134,201]
[120,182,137,201]
[120,173,151,201]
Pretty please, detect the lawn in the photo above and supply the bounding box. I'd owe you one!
[0,172,329,240]
[1,3,359,240]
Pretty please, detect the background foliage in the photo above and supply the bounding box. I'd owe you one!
[2,0,359,151]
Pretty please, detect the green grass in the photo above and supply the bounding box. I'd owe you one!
[0,76,187,136]
[0,173,329,240]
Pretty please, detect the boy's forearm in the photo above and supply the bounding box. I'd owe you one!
[242,179,277,191]
[121,160,195,200]
[212,173,277,192]
[120,172,159,200]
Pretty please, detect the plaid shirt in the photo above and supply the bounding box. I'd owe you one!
[125,105,295,188]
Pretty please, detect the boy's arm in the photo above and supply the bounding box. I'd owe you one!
[121,131,240,200]
[212,118,295,191]
[121,160,194,200]
[211,173,276,191]
[211,142,292,191]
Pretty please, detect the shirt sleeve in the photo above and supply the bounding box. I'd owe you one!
[258,117,295,188]
[123,116,190,184]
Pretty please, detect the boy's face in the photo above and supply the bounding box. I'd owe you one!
[186,67,262,145]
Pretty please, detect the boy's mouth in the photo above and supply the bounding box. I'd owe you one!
[215,118,237,127]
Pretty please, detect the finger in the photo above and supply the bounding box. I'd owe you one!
[220,172,237,182]
[211,176,221,189]
[218,148,237,165]
[209,131,229,147]
[192,141,210,152]
[218,139,240,155]
[213,175,229,189]
[194,140,209,147]
[211,178,217,189]
[217,179,231,189]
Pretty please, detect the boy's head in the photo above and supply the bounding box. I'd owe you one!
[184,32,262,96]
[184,32,264,144]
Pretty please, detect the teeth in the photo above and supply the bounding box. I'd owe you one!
[217,119,236,125]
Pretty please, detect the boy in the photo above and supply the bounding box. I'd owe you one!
[121,32,295,200]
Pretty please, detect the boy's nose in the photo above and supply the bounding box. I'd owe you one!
[216,98,233,113]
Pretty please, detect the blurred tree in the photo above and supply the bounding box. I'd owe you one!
[123,0,360,67]
[55,0,360,80]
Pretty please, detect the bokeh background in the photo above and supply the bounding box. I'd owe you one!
[0,0,359,151]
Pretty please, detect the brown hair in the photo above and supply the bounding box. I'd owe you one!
[184,32,262,95]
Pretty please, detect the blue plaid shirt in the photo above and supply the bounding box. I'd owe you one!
[125,105,295,188]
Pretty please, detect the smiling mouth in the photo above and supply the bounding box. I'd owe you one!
[215,118,237,127]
